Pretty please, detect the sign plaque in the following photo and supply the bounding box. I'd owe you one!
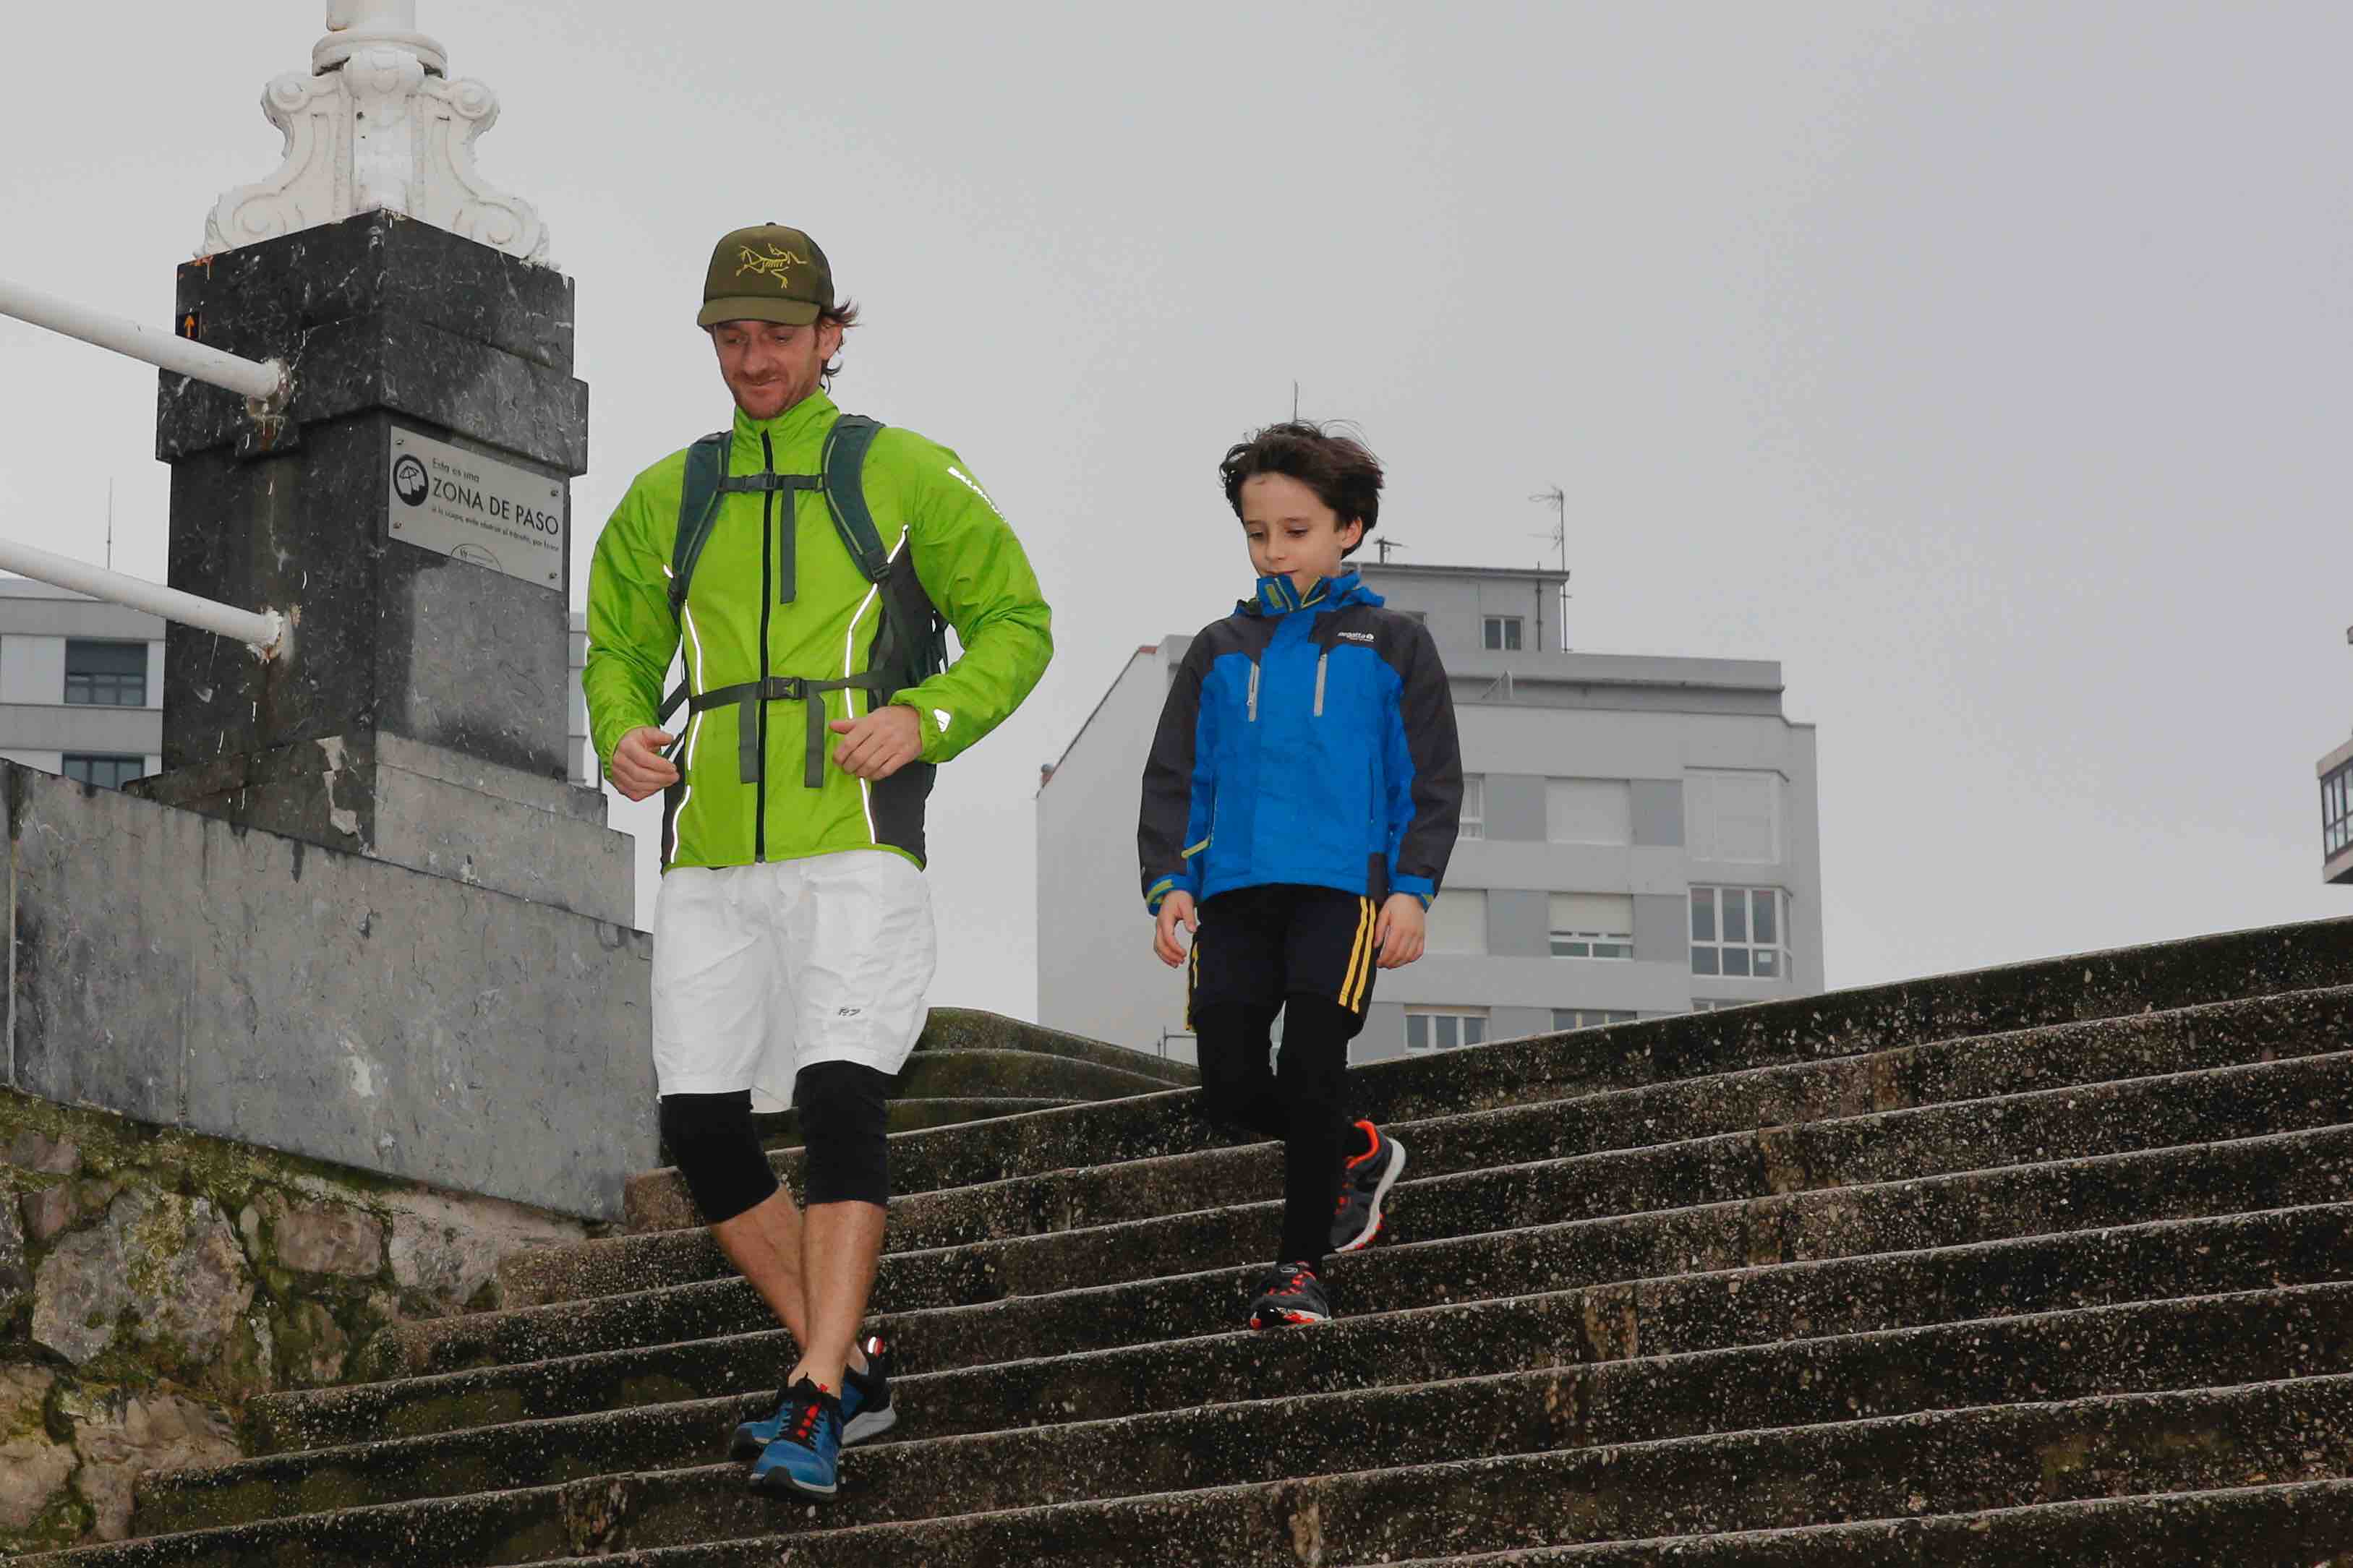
[386,427,565,588]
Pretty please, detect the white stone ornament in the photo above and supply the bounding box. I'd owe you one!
[205,2,550,266]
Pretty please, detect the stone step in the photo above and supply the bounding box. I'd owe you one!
[336,1114,2353,1416]
[135,1272,2353,1538]
[617,917,2353,1231]
[251,1199,2353,1457]
[1353,1479,2353,1565]
[77,1369,2353,1567]
[533,989,2353,1303]
[911,1008,1198,1087]
[750,1097,1079,1151]
[531,1374,2353,1566]
[550,1045,2353,1324]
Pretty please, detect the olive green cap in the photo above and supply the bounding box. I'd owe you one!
[697,223,834,329]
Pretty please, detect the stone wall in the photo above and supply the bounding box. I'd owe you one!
[0,1085,587,1554]
[7,760,657,1220]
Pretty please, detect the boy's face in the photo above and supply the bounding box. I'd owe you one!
[1239,474,1364,595]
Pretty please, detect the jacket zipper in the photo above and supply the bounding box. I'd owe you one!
[1247,661,1260,722]
[756,429,776,862]
[1313,652,1328,717]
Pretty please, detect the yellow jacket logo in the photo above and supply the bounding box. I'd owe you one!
[735,244,810,286]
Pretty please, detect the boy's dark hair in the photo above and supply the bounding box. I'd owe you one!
[1218,422,1384,554]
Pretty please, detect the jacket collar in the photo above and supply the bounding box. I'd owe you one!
[1243,570,1382,617]
[730,388,839,458]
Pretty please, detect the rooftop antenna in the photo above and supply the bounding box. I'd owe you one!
[1528,484,1567,571]
[1373,539,1409,564]
[106,479,114,571]
[1528,484,1570,651]
[1291,380,1300,421]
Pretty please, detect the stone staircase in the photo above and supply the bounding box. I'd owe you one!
[733,1007,1195,1161]
[24,916,2353,1565]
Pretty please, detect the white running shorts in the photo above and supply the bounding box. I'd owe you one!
[650,850,936,1108]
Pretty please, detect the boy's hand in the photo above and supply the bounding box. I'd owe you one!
[1153,891,1198,967]
[608,727,680,801]
[829,705,925,780]
[1375,894,1427,969]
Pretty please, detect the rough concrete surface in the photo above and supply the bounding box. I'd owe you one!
[17,917,2353,1566]
[7,763,655,1218]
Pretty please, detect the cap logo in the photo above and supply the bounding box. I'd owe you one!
[735,242,811,288]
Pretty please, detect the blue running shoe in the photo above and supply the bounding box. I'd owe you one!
[748,1376,842,1498]
[730,1336,894,1461]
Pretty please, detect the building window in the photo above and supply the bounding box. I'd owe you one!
[1406,1007,1489,1051]
[2326,761,2353,861]
[1459,775,1485,840]
[1425,890,1488,954]
[1547,779,1631,844]
[1550,893,1634,959]
[63,754,145,790]
[1691,886,1789,978]
[1554,1008,1635,1030]
[1686,769,1780,863]
[64,641,148,707]
[1690,999,1746,1013]
[1481,616,1523,651]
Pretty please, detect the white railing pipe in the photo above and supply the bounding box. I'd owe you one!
[0,539,286,659]
[0,276,289,409]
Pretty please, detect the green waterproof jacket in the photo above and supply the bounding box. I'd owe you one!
[584,390,1053,872]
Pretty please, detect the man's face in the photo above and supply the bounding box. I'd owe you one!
[710,319,843,420]
[1239,473,1363,594]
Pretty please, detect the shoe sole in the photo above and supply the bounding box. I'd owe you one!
[843,1405,897,1445]
[748,1467,837,1499]
[1331,1135,1407,1254]
[1250,1307,1328,1330]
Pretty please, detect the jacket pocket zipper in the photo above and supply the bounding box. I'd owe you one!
[1313,652,1328,717]
[1247,661,1260,722]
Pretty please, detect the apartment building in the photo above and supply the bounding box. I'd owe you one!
[1035,561,1825,1063]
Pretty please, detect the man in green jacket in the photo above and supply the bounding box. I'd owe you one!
[585,223,1052,1499]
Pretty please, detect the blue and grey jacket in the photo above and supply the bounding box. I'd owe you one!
[1139,571,1462,913]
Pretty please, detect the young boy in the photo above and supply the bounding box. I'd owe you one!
[1138,421,1462,1329]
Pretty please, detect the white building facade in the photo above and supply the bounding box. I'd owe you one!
[0,581,594,791]
[1036,562,1825,1064]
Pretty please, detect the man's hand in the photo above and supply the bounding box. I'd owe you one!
[608,726,680,802]
[1375,894,1427,969]
[1153,891,1198,967]
[829,704,925,781]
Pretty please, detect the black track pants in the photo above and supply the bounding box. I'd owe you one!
[1195,993,1361,1269]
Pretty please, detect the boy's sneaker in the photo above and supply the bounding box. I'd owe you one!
[747,1377,843,1498]
[1330,1121,1405,1254]
[1248,1261,1331,1329]
[730,1337,895,1462]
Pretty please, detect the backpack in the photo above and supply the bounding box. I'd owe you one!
[654,414,949,786]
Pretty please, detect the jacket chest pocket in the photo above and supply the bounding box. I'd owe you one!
[1313,652,1328,717]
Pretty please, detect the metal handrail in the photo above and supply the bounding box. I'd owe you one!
[0,539,286,659]
[0,276,289,411]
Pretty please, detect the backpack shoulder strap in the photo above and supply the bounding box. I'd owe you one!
[667,430,732,616]
[819,414,892,584]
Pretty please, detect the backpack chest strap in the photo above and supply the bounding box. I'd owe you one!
[691,672,889,788]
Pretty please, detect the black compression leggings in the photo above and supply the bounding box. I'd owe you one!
[1193,993,1358,1269]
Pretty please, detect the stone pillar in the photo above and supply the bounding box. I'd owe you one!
[133,8,628,929]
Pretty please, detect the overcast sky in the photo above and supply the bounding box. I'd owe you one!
[4,1,2346,1023]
